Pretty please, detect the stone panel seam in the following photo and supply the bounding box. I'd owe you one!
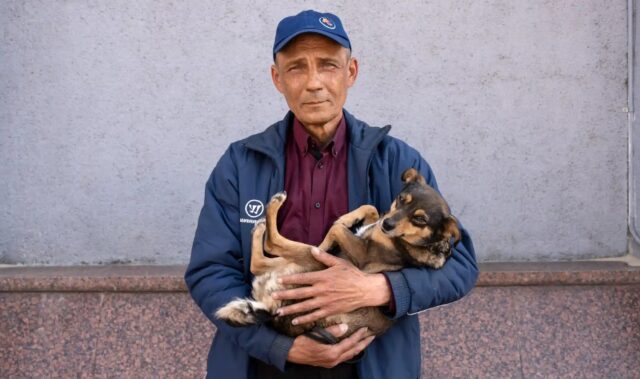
[90,293,104,377]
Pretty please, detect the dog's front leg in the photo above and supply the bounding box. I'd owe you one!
[318,224,369,268]
[333,205,379,228]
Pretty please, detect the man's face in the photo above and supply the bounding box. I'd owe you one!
[271,34,358,129]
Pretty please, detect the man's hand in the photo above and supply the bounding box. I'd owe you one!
[287,324,375,368]
[272,247,391,325]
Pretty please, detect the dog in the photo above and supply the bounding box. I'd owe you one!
[215,168,460,341]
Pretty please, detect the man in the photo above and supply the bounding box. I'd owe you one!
[185,10,478,379]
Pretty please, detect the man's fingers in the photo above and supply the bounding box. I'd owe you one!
[290,308,327,325]
[272,286,317,301]
[276,299,321,318]
[301,326,370,368]
[339,335,375,363]
[333,328,373,364]
[310,247,343,266]
[334,327,368,355]
[277,271,322,285]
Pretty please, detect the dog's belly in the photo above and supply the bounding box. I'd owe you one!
[252,262,306,310]
[250,261,393,339]
[251,262,314,337]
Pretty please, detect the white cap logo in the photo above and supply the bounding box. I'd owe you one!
[319,17,336,30]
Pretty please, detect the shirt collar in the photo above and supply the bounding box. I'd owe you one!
[292,114,347,158]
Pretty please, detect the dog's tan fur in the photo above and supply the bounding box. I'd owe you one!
[216,168,460,340]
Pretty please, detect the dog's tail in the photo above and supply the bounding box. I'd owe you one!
[215,298,273,327]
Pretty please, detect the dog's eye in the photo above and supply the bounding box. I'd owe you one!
[412,215,428,225]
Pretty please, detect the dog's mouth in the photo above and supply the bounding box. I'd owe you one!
[381,226,403,238]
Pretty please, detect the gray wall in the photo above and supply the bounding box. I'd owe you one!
[0,1,629,265]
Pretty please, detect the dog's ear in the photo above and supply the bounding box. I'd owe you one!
[444,215,461,246]
[401,168,426,185]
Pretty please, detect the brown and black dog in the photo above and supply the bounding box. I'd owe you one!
[216,168,460,340]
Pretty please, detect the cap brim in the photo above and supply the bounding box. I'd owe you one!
[273,28,351,58]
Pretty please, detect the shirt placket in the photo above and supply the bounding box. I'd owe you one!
[309,151,328,245]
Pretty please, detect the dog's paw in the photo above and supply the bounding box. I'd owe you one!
[252,218,266,234]
[270,192,287,205]
[335,214,360,227]
[431,254,446,269]
[364,208,379,222]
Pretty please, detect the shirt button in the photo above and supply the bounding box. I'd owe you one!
[318,162,324,169]
[314,202,321,209]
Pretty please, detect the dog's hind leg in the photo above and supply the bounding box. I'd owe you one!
[262,192,320,268]
[250,219,287,276]
[218,220,286,326]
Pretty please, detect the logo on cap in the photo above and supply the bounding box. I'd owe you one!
[319,17,336,30]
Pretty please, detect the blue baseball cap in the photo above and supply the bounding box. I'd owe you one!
[273,10,351,59]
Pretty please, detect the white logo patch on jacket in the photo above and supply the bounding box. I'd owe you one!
[241,199,264,224]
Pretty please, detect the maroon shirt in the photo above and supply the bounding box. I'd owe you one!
[276,112,396,327]
[277,116,349,246]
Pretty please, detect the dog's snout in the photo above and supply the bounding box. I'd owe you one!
[382,218,396,231]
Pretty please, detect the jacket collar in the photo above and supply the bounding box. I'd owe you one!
[244,109,391,209]
[244,109,391,157]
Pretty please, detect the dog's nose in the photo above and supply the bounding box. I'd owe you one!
[382,218,396,231]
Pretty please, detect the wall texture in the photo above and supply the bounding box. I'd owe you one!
[0,1,629,264]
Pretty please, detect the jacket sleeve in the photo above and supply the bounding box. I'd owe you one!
[382,146,479,319]
[184,146,294,371]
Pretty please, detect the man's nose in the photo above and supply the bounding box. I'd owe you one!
[305,69,323,91]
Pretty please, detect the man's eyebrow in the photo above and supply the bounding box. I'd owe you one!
[281,57,307,66]
[319,56,348,66]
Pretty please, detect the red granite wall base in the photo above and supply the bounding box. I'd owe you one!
[1,264,639,378]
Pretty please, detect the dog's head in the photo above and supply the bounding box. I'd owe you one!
[380,168,460,269]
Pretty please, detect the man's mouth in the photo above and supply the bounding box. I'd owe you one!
[303,100,327,106]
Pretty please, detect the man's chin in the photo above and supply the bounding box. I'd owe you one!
[295,110,341,127]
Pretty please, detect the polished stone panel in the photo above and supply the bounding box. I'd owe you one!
[420,287,523,378]
[92,293,214,378]
[516,286,640,379]
[418,285,640,379]
[0,293,102,378]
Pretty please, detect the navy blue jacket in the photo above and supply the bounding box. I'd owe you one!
[185,110,478,379]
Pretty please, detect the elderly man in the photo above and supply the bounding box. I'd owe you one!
[185,10,478,379]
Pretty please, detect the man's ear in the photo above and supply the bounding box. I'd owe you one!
[347,56,359,87]
[271,63,284,94]
[401,168,426,185]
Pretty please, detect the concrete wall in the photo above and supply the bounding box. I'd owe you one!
[0,1,629,264]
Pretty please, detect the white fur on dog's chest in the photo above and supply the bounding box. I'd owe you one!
[355,221,377,237]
